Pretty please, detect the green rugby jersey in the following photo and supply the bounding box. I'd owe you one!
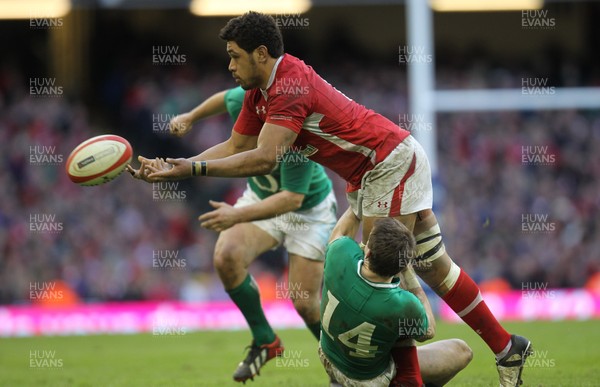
[320,237,428,380]
[224,86,331,211]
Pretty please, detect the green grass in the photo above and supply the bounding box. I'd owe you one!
[1,321,599,386]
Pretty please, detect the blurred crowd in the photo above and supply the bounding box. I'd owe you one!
[0,51,599,305]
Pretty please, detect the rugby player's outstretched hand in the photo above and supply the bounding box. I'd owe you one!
[199,200,241,232]
[127,156,165,183]
[147,158,192,181]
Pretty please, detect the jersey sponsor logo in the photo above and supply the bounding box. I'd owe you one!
[377,201,388,209]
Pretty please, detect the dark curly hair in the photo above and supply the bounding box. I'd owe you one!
[219,11,284,57]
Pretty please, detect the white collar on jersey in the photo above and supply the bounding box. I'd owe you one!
[261,55,284,93]
[356,260,400,289]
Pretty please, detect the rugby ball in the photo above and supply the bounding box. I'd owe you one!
[66,134,133,186]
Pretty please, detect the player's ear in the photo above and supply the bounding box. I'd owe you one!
[254,45,269,63]
[363,247,371,260]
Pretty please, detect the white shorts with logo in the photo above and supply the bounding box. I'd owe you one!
[347,135,433,218]
[234,186,337,261]
[318,346,396,387]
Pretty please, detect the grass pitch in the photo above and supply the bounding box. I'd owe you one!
[1,320,599,386]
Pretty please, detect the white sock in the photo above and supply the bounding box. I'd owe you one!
[495,339,512,361]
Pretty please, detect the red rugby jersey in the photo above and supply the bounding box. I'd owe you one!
[233,54,409,190]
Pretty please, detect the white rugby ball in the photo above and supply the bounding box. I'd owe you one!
[66,134,133,186]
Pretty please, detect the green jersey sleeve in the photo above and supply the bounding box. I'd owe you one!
[396,291,429,338]
[324,237,363,272]
[224,86,245,121]
[279,154,314,195]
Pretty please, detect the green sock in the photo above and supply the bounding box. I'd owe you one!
[227,274,275,346]
[307,321,321,340]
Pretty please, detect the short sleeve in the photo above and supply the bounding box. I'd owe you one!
[224,86,245,121]
[265,86,311,134]
[325,237,363,274]
[397,292,429,338]
[279,155,312,195]
[233,90,263,136]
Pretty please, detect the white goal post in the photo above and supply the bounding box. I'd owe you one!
[405,0,600,176]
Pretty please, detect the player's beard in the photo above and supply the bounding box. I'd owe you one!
[239,57,262,90]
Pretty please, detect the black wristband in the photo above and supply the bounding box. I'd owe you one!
[191,161,198,176]
[200,161,207,176]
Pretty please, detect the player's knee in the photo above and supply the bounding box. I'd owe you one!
[452,339,473,368]
[213,242,244,272]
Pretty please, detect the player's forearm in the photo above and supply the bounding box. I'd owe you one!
[189,130,258,163]
[414,291,436,341]
[188,141,235,162]
[187,90,228,122]
[402,268,436,341]
[202,149,276,177]
[329,207,360,242]
[234,191,304,223]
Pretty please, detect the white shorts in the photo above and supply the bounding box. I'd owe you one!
[234,187,337,261]
[318,346,396,387]
[347,135,433,218]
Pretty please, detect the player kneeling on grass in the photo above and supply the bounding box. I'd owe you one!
[320,208,472,387]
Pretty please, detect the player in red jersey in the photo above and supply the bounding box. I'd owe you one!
[136,11,532,387]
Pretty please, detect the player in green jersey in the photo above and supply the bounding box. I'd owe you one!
[167,86,337,383]
[319,208,472,386]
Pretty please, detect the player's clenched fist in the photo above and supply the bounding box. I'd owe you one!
[169,113,193,137]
